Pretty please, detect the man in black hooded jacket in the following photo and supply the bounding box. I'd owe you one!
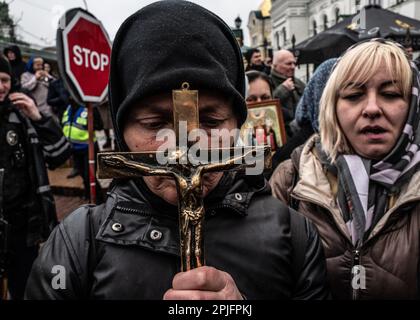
[25,1,329,300]
[0,57,71,299]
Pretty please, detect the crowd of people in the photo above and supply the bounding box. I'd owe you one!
[1,43,111,299]
[1,0,420,301]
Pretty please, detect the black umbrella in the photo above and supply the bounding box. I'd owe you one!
[294,4,420,65]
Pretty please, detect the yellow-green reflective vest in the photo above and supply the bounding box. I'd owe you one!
[62,106,91,144]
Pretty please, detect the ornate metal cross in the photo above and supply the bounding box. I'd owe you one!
[97,83,271,271]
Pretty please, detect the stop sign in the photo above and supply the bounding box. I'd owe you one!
[62,11,111,102]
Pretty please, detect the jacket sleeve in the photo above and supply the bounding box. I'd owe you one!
[25,206,94,300]
[292,215,330,300]
[273,84,295,122]
[31,114,72,169]
[46,81,60,108]
[47,81,69,109]
[20,72,37,91]
[273,83,291,102]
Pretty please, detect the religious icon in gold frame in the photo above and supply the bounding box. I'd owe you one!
[240,99,287,152]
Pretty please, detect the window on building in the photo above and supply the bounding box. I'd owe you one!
[313,20,317,36]
[282,27,287,45]
[252,36,258,46]
[323,14,328,30]
[355,0,360,13]
[335,7,340,24]
[276,31,280,49]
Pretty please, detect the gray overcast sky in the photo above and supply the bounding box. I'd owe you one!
[8,0,261,47]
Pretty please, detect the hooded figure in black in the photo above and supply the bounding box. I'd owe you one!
[3,45,26,88]
[0,57,71,300]
[25,1,329,300]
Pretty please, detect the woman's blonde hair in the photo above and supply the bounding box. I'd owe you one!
[319,40,412,162]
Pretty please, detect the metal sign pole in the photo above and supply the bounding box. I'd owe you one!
[87,102,96,204]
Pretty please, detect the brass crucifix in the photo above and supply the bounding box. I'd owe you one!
[97,83,271,272]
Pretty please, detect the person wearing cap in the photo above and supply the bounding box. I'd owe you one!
[25,1,328,300]
[0,56,71,300]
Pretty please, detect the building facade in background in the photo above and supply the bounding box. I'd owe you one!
[271,0,420,51]
[247,0,272,59]
[270,0,419,80]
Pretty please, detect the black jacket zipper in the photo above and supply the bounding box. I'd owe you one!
[352,249,361,300]
[115,205,151,216]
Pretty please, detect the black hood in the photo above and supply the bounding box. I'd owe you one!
[3,45,23,63]
[0,56,12,76]
[109,0,247,150]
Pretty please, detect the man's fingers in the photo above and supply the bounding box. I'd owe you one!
[10,94,35,109]
[10,93,29,102]
[172,266,226,291]
[11,99,30,107]
[163,289,221,300]
[11,99,26,106]
[167,268,243,300]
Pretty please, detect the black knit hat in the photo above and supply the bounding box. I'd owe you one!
[0,56,12,76]
[109,0,247,150]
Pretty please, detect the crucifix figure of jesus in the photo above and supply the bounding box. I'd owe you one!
[97,82,271,271]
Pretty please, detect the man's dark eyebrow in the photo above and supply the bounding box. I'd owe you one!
[199,103,230,115]
[133,104,172,116]
[199,104,218,114]
[132,101,226,117]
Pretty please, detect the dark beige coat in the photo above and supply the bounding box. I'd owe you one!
[270,135,420,300]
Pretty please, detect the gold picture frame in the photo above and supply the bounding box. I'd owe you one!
[241,99,287,152]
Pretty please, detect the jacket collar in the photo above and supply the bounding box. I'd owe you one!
[368,170,420,240]
[291,135,352,242]
[270,69,288,82]
[110,171,268,215]
[292,134,420,245]
[95,173,269,255]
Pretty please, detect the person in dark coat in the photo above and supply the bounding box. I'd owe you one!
[25,1,329,300]
[270,58,337,173]
[270,50,305,137]
[47,78,70,124]
[0,57,71,300]
[3,45,26,89]
[245,48,270,75]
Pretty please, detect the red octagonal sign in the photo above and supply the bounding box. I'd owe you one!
[63,12,111,102]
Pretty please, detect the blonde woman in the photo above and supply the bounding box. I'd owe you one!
[270,39,420,299]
